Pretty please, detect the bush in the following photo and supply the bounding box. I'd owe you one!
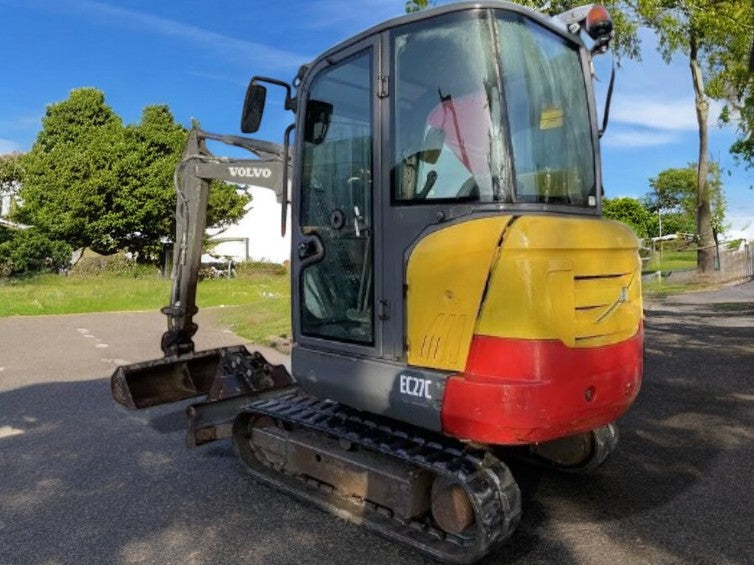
[726,239,745,250]
[235,260,287,277]
[0,226,13,245]
[70,249,159,278]
[0,228,72,277]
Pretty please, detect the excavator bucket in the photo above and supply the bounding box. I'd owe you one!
[112,344,294,448]
[111,345,248,409]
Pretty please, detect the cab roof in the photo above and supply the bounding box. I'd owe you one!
[306,1,574,73]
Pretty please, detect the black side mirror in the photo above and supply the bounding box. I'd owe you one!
[420,126,445,164]
[304,99,333,144]
[241,83,267,133]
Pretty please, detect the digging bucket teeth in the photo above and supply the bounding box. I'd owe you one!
[111,345,250,409]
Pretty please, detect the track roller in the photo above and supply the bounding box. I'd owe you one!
[529,422,620,473]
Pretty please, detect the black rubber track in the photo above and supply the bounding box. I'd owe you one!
[233,391,521,564]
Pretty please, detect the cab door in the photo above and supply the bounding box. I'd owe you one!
[291,39,383,359]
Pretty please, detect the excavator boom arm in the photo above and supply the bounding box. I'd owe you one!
[162,128,288,357]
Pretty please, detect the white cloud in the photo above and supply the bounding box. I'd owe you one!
[0,115,41,133]
[602,128,681,149]
[603,92,727,149]
[186,71,247,88]
[26,0,308,70]
[611,95,726,132]
[722,222,754,242]
[0,138,21,154]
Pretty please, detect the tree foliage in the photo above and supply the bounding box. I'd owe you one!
[0,152,23,196]
[712,4,754,170]
[18,89,124,251]
[727,88,754,172]
[630,0,751,273]
[602,197,653,237]
[18,88,249,261]
[645,162,726,236]
[405,0,434,14]
[0,152,23,219]
[0,227,72,277]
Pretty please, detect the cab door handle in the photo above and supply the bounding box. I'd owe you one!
[298,234,325,265]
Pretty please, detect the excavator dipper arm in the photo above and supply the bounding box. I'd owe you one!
[163,128,287,356]
[110,128,293,419]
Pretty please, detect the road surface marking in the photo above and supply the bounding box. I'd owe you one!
[0,426,24,439]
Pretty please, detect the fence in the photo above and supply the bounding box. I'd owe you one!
[641,240,754,285]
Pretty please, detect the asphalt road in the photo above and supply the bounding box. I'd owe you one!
[1,284,753,565]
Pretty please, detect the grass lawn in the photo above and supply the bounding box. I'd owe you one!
[0,272,291,344]
[644,250,696,271]
[0,264,727,342]
[641,278,712,298]
[212,302,291,344]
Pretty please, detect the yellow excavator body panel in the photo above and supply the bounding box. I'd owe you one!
[477,215,642,348]
[406,215,643,371]
[405,216,512,371]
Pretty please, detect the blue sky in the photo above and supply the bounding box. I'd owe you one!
[2,0,752,238]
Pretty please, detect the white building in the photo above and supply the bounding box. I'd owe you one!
[205,185,290,265]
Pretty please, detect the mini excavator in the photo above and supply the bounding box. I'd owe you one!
[111,2,643,562]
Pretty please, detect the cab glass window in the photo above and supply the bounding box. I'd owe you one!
[391,12,508,203]
[496,14,596,205]
[299,50,375,344]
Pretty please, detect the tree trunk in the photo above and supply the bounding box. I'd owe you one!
[690,35,715,275]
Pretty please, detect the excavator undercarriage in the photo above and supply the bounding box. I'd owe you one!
[113,346,525,562]
[112,341,616,562]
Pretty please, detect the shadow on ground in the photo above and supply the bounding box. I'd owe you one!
[1,293,752,564]
[0,378,418,565]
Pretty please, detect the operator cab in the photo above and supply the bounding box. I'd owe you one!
[240,2,616,419]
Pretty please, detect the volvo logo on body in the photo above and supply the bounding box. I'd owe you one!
[228,166,272,179]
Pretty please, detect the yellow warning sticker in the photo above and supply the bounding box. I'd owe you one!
[540,107,564,130]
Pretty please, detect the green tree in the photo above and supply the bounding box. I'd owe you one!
[100,104,184,255]
[632,0,750,273]
[713,9,754,170]
[110,105,248,258]
[18,88,125,249]
[645,162,726,238]
[602,196,653,237]
[0,152,23,196]
[728,89,754,172]
[0,152,23,219]
[648,211,695,238]
[405,0,434,14]
[647,167,694,211]
[18,89,249,261]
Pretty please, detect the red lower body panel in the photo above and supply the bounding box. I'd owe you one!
[441,325,643,445]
